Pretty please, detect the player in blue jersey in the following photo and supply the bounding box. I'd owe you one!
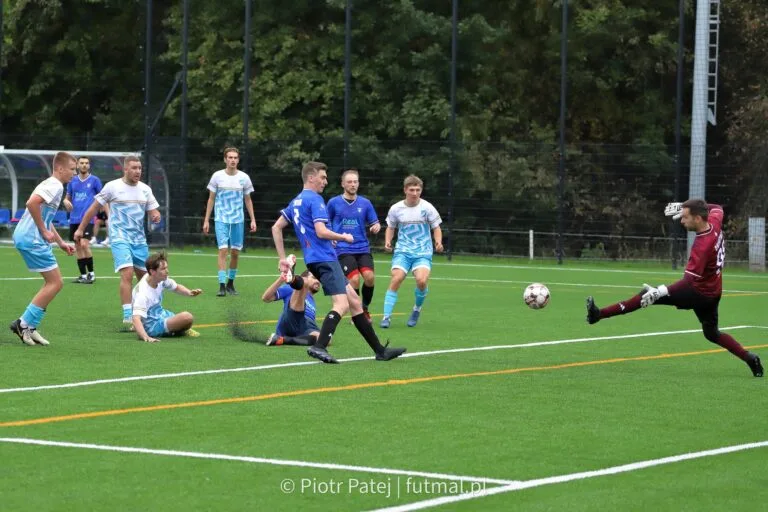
[74,156,162,329]
[261,263,321,347]
[327,169,380,323]
[271,161,406,364]
[9,152,77,346]
[381,175,443,328]
[64,156,102,283]
[202,147,257,297]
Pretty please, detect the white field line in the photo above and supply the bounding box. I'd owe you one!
[1,244,767,280]
[0,437,516,486]
[0,326,763,395]
[0,272,765,294]
[368,440,768,512]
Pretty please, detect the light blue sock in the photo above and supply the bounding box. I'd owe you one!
[228,268,238,281]
[383,290,398,318]
[218,270,226,285]
[122,304,132,322]
[414,287,428,311]
[20,303,45,329]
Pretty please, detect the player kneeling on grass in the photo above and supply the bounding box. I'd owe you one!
[131,252,203,343]
[261,260,322,347]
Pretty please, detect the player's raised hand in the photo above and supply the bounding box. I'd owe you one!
[202,220,210,234]
[664,202,683,220]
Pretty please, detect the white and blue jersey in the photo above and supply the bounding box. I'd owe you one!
[13,177,64,272]
[66,174,102,224]
[386,199,442,258]
[207,170,254,224]
[280,190,337,264]
[326,195,379,255]
[96,179,160,245]
[132,275,178,337]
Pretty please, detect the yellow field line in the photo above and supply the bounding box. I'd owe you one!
[2,343,766,429]
[194,312,405,329]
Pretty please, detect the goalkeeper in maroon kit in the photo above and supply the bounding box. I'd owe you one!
[585,199,763,378]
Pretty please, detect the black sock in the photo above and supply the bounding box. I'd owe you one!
[227,279,234,287]
[77,258,87,275]
[362,284,374,309]
[352,313,384,353]
[289,275,305,291]
[86,257,94,273]
[316,311,342,349]
[281,334,316,346]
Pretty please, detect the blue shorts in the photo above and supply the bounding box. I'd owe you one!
[16,242,58,273]
[391,253,432,274]
[276,309,319,337]
[307,261,348,296]
[143,309,175,337]
[111,241,149,272]
[215,222,244,250]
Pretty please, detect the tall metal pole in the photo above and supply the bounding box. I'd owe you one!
[180,0,189,247]
[0,1,4,134]
[688,0,711,253]
[343,0,352,169]
[557,0,568,265]
[447,0,458,261]
[143,0,153,182]
[672,0,685,269]
[242,0,252,172]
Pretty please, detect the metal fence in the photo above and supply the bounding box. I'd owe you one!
[1,134,765,266]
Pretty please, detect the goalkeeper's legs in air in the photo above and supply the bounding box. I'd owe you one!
[697,307,762,377]
[585,287,649,325]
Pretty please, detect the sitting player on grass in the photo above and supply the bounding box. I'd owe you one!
[260,255,322,347]
[131,252,203,343]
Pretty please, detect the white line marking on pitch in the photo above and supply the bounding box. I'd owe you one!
[0,273,765,294]
[368,440,768,512]
[0,437,515,486]
[0,326,762,394]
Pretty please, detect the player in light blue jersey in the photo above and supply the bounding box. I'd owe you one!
[203,147,257,297]
[74,156,161,329]
[64,156,102,283]
[381,174,443,328]
[9,152,77,346]
[271,161,405,364]
[327,169,380,322]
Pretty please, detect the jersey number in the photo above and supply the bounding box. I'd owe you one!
[715,233,725,275]
[293,209,306,234]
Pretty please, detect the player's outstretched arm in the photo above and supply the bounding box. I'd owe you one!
[315,222,351,243]
[132,315,158,343]
[174,284,202,297]
[261,277,284,303]
[75,200,102,239]
[272,216,289,262]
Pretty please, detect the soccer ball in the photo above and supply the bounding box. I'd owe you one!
[523,283,550,309]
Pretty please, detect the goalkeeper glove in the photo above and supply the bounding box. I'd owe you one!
[640,283,668,308]
[664,202,683,220]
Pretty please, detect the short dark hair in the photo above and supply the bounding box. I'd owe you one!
[301,161,328,183]
[300,269,311,278]
[341,168,359,182]
[146,252,168,273]
[77,156,90,163]
[682,199,709,220]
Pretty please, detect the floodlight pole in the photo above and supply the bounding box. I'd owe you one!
[143,0,153,183]
[447,0,458,261]
[242,0,252,172]
[343,0,352,169]
[557,0,568,265]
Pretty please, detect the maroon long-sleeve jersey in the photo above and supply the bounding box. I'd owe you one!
[681,204,725,297]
